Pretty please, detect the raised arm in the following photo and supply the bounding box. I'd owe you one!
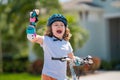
[26,9,43,45]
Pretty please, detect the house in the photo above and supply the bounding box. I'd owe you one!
[61,0,120,62]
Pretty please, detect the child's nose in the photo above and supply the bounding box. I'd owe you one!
[58,25,63,28]
[57,25,61,28]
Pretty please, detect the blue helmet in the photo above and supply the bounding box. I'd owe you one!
[47,14,67,27]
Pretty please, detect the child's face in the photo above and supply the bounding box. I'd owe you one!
[51,21,65,39]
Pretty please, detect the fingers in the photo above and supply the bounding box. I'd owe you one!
[30,9,40,26]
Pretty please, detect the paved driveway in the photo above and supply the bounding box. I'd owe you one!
[79,71,120,80]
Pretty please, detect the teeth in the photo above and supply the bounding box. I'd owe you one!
[57,30,62,34]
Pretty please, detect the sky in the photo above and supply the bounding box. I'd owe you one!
[59,0,71,3]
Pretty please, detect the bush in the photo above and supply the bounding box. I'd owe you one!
[100,60,120,70]
[100,60,112,70]
[89,57,101,73]
[3,57,44,74]
[3,57,29,72]
[28,59,44,75]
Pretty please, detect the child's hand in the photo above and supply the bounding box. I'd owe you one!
[29,9,40,25]
[26,9,41,43]
[26,25,36,41]
[74,56,84,66]
[30,9,40,18]
[74,55,93,66]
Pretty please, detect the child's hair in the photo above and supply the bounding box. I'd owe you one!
[44,27,72,41]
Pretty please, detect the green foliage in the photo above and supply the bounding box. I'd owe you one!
[0,0,37,57]
[66,15,89,50]
[0,0,63,59]
[3,57,29,72]
[0,73,41,80]
[100,60,113,70]
[39,0,62,13]
[0,0,39,73]
[100,60,120,70]
[33,44,44,60]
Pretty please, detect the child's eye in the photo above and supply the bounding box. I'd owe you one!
[61,25,64,27]
[55,24,58,26]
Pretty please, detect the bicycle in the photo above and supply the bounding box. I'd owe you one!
[52,55,93,80]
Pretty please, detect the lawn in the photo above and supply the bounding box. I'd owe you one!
[0,73,41,80]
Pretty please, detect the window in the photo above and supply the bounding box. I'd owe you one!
[79,12,83,19]
[88,12,101,22]
[79,11,89,21]
[101,0,106,2]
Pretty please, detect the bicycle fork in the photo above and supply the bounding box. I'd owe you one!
[69,61,78,80]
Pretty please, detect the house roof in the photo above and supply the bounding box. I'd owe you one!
[61,0,92,11]
[61,0,103,11]
[77,2,102,8]
[111,1,120,8]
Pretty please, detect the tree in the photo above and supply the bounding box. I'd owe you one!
[0,0,38,72]
[66,15,89,51]
[39,0,62,13]
[0,26,2,73]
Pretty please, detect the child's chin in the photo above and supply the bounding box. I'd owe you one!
[56,34,63,37]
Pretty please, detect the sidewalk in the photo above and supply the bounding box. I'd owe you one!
[79,71,120,80]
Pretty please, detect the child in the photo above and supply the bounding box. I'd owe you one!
[26,9,80,80]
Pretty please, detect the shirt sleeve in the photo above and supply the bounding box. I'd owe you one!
[67,41,73,54]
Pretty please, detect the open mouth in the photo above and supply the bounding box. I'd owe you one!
[56,30,62,34]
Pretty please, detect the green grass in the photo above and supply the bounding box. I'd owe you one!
[0,73,41,80]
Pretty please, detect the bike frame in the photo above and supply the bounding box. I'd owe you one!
[52,55,93,80]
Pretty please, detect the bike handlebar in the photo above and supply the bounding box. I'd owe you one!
[52,55,93,65]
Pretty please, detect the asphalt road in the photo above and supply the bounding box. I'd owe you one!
[79,71,120,80]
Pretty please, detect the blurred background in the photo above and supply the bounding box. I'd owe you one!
[0,0,120,80]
